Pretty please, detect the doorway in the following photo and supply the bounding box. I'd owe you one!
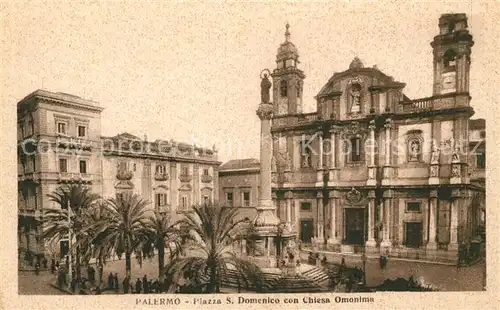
[300,219,314,243]
[344,208,365,245]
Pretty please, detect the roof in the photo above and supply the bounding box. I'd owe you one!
[469,118,485,130]
[219,158,260,171]
[17,89,103,112]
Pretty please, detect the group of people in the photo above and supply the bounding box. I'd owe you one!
[307,252,328,266]
[102,273,166,294]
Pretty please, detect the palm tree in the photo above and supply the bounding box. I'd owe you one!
[141,212,182,283]
[43,184,99,281]
[76,200,111,286]
[165,203,263,293]
[90,192,151,278]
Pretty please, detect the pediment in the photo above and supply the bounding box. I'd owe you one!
[178,184,192,191]
[115,180,134,189]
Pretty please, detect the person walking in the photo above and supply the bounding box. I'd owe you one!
[123,276,130,294]
[135,278,142,294]
[142,275,148,293]
[114,273,119,293]
[107,272,114,290]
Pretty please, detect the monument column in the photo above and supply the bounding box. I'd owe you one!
[252,72,280,263]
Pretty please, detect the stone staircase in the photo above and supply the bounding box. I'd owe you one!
[301,267,332,286]
[196,268,328,292]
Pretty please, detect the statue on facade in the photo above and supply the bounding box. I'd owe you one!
[430,143,440,164]
[409,140,420,161]
[271,156,277,172]
[260,70,272,104]
[452,165,461,178]
[430,165,439,177]
[451,146,460,163]
[350,83,362,113]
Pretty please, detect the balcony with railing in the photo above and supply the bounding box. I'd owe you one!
[116,169,133,181]
[398,92,470,113]
[201,174,213,183]
[179,174,193,183]
[57,172,93,184]
[154,172,169,181]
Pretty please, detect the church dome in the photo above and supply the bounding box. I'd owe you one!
[349,57,364,69]
[276,23,299,62]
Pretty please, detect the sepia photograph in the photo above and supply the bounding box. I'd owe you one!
[2,1,499,309]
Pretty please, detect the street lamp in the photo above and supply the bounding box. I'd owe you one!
[361,249,367,287]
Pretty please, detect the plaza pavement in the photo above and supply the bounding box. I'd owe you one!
[18,252,486,294]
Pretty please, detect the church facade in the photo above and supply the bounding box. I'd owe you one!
[221,13,486,263]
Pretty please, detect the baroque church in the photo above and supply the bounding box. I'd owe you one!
[220,13,486,263]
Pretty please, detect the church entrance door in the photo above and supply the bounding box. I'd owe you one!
[344,208,365,245]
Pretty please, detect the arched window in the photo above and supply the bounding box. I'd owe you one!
[280,80,288,97]
[443,49,457,68]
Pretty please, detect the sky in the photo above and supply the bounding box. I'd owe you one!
[2,1,499,163]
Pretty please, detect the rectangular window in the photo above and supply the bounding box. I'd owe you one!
[182,166,189,175]
[77,125,86,137]
[405,222,422,248]
[300,202,312,211]
[406,201,421,212]
[118,161,128,171]
[243,192,250,206]
[31,157,36,173]
[181,196,188,209]
[226,192,233,206]
[79,160,87,174]
[59,158,68,173]
[203,195,209,205]
[476,152,485,169]
[156,193,167,206]
[156,164,165,174]
[350,137,361,162]
[203,168,209,176]
[57,122,67,135]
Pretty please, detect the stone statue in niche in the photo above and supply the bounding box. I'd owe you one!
[260,71,272,104]
[430,143,440,164]
[452,164,461,177]
[451,146,460,163]
[350,83,362,113]
[409,140,421,161]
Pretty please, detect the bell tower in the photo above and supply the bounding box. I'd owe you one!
[431,13,474,96]
[272,23,306,116]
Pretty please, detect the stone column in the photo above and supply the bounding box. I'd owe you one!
[272,192,278,218]
[449,197,459,250]
[366,190,377,248]
[253,103,280,232]
[316,132,325,184]
[316,192,324,241]
[286,195,292,226]
[380,190,392,250]
[367,120,377,186]
[328,127,339,182]
[427,189,438,250]
[382,119,392,185]
[327,193,340,245]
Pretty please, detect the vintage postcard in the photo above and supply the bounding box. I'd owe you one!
[1,1,499,309]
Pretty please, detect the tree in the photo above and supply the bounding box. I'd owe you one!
[165,203,263,293]
[90,192,151,278]
[141,212,182,283]
[43,184,99,281]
